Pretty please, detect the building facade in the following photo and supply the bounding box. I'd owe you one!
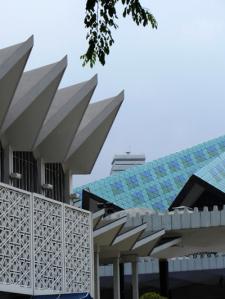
[0,36,124,298]
[76,135,225,299]
[110,153,145,175]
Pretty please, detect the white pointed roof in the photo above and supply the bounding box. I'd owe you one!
[0,38,124,177]
[34,75,97,162]
[1,57,67,150]
[0,36,33,129]
[64,91,124,173]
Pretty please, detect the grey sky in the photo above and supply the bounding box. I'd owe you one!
[1,0,225,187]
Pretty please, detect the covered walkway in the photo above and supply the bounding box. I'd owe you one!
[92,202,225,299]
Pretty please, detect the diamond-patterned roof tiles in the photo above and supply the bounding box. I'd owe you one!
[74,135,225,211]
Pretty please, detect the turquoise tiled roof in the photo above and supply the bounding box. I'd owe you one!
[74,135,225,211]
[195,151,225,193]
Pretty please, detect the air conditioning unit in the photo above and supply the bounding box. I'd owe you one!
[10,172,22,180]
[42,183,53,190]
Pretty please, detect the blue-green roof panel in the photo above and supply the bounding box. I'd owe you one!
[74,135,225,211]
[195,151,225,193]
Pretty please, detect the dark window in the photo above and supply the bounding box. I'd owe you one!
[45,163,65,202]
[12,151,37,192]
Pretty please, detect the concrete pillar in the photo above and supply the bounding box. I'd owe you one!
[113,256,120,299]
[132,260,139,299]
[120,263,125,299]
[37,158,45,194]
[94,249,100,299]
[64,170,72,204]
[3,145,13,184]
[159,259,169,297]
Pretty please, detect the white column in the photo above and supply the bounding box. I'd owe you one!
[37,158,45,194]
[132,260,139,299]
[94,249,100,299]
[113,256,120,299]
[3,145,13,184]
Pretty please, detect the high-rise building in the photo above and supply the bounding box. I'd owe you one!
[110,152,145,175]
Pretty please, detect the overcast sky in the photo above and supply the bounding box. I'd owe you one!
[1,0,225,187]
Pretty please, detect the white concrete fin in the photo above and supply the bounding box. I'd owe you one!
[162,211,172,230]
[191,207,200,228]
[171,211,181,230]
[92,209,105,228]
[134,254,225,274]
[1,57,67,150]
[67,91,124,156]
[126,216,133,227]
[132,229,165,257]
[2,56,67,132]
[210,205,220,227]
[152,213,162,231]
[200,206,210,227]
[35,74,98,146]
[220,206,225,225]
[64,91,124,174]
[77,90,124,135]
[34,75,97,161]
[93,216,127,247]
[112,223,147,251]
[0,36,33,80]
[181,210,191,229]
[0,36,33,129]
[151,237,182,256]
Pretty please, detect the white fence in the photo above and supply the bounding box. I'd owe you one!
[123,206,225,232]
[0,183,93,296]
[101,254,225,276]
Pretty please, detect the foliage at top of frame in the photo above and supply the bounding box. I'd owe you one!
[81,0,157,67]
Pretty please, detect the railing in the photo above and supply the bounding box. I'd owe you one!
[0,183,93,296]
[101,254,225,276]
[124,206,225,232]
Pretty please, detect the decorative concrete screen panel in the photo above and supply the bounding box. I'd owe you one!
[0,184,32,295]
[64,205,92,293]
[33,195,64,295]
[0,183,92,296]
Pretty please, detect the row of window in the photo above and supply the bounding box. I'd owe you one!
[0,144,65,202]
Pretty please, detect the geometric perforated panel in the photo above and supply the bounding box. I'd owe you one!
[0,184,92,296]
[64,206,92,294]
[0,184,32,294]
[33,195,63,294]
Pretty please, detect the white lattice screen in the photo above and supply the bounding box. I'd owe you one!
[33,196,64,294]
[0,185,32,295]
[64,205,92,293]
[0,183,92,296]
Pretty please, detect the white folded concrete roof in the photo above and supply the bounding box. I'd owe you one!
[0,38,123,175]
[0,36,33,129]
[64,91,124,173]
[34,75,97,162]
[94,216,127,247]
[1,57,67,150]
[92,209,105,228]
[112,223,147,251]
[93,205,225,262]
[132,229,165,256]
[151,237,182,257]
